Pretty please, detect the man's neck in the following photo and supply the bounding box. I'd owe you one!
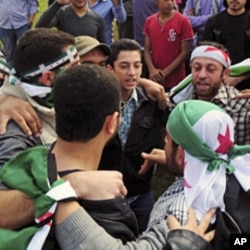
[227,7,246,16]
[52,138,103,172]
[71,3,88,17]
[158,10,175,23]
[121,89,133,103]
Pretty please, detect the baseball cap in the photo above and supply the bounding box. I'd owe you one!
[75,36,111,57]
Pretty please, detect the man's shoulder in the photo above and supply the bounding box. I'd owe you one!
[0,121,42,149]
[174,11,190,21]
[0,121,42,169]
[53,3,69,14]
[214,85,250,110]
[4,121,28,136]
[87,9,104,20]
[207,9,227,22]
[136,86,158,107]
[145,13,158,22]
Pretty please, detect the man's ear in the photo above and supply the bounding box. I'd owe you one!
[175,146,185,171]
[223,68,231,77]
[104,111,120,135]
[39,71,55,87]
[106,64,114,72]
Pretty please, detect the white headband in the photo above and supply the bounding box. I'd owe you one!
[190,45,231,68]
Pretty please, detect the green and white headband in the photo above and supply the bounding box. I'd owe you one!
[18,46,78,80]
[1,46,78,98]
[167,100,250,221]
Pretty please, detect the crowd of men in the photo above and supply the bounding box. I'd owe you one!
[0,0,250,249]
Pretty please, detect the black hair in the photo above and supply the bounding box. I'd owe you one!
[54,64,121,142]
[13,28,75,79]
[107,38,142,67]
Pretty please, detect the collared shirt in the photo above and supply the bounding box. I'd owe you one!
[88,0,126,45]
[118,89,138,148]
[146,177,187,231]
[0,0,38,29]
[169,85,250,145]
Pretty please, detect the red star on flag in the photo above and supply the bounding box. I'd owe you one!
[205,46,230,66]
[215,125,233,154]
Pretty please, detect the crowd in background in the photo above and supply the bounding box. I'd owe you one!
[0,0,250,249]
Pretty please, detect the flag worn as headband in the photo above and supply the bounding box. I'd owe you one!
[1,46,78,99]
[190,45,231,68]
[166,100,250,220]
[170,47,250,104]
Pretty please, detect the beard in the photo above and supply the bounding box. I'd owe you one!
[165,152,183,176]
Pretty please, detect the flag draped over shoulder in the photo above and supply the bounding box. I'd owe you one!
[0,146,77,249]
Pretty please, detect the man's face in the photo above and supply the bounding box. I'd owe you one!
[79,48,107,67]
[112,50,142,94]
[41,45,79,86]
[157,0,175,14]
[164,132,183,176]
[71,0,87,8]
[190,57,225,101]
[226,0,247,12]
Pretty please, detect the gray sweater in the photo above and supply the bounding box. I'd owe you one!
[56,208,212,250]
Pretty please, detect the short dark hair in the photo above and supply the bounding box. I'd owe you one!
[13,28,75,77]
[54,64,121,142]
[107,38,142,67]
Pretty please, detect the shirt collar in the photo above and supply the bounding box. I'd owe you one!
[191,85,235,106]
[125,89,138,107]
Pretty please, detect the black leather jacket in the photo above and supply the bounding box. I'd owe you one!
[166,229,213,250]
[99,87,169,197]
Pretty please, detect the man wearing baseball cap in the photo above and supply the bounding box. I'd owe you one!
[75,36,111,67]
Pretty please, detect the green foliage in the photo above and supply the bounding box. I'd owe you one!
[34,0,48,25]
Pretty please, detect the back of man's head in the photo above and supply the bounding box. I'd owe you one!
[167,100,233,158]
[54,64,121,142]
[13,28,75,79]
[107,38,142,67]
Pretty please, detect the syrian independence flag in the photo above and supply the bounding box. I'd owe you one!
[0,146,77,249]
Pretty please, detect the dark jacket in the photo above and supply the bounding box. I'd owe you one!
[47,151,138,248]
[167,229,213,250]
[99,87,169,197]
